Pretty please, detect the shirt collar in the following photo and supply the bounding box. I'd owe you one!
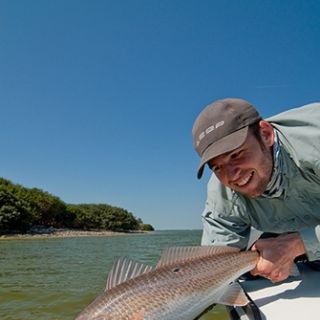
[262,130,284,198]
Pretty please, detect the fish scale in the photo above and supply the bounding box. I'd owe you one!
[75,247,259,320]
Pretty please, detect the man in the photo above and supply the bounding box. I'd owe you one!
[192,98,320,283]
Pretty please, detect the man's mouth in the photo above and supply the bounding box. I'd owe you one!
[235,172,254,187]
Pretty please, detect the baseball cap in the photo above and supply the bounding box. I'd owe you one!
[192,98,261,179]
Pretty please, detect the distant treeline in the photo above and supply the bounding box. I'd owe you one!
[0,178,154,234]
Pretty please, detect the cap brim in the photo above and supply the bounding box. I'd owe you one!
[197,126,249,179]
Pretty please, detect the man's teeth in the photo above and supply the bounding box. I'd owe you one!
[236,172,253,186]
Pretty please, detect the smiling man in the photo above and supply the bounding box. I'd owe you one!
[192,98,320,282]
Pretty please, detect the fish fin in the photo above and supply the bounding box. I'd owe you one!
[156,245,240,268]
[218,282,250,306]
[106,257,153,291]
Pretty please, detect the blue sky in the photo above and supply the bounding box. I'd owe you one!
[1,0,320,230]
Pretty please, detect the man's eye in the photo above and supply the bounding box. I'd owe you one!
[231,151,241,159]
[212,165,221,173]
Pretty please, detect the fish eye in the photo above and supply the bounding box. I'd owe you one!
[172,268,180,273]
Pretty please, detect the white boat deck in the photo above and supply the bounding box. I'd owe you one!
[241,263,320,320]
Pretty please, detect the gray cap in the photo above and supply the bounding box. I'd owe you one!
[192,98,261,179]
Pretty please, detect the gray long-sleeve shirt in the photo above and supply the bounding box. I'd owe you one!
[201,102,320,260]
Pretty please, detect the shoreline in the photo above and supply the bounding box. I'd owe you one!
[0,228,147,240]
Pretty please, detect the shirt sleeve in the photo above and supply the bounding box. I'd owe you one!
[201,211,251,249]
[201,176,251,249]
[299,226,320,261]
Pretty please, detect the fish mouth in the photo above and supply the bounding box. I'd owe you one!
[234,171,254,187]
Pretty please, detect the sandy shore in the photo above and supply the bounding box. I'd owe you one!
[0,228,145,240]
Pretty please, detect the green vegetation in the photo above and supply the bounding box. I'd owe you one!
[140,223,155,231]
[0,177,154,234]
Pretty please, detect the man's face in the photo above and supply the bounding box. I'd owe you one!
[208,121,274,198]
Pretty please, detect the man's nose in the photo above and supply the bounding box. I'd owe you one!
[225,164,241,181]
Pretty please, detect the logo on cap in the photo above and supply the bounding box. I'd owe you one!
[196,121,225,147]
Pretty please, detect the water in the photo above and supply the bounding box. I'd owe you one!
[0,230,229,320]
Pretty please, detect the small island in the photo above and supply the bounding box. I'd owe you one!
[0,177,154,239]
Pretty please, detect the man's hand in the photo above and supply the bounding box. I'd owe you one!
[250,232,306,283]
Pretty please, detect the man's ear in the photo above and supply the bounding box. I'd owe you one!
[259,120,275,147]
